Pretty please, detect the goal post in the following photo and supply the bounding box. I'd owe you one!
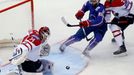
[0,0,35,47]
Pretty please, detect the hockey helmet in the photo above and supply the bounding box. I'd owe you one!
[39,26,50,40]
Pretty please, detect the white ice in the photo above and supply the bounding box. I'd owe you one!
[0,0,134,75]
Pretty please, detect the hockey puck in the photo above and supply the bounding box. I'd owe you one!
[66,66,70,70]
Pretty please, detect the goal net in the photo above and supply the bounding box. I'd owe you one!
[0,0,34,47]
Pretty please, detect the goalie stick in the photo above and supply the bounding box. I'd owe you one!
[9,33,23,75]
[9,53,23,75]
[61,16,93,41]
[10,33,17,47]
[0,53,23,75]
[9,33,22,61]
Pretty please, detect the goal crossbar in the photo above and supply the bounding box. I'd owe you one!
[0,0,35,29]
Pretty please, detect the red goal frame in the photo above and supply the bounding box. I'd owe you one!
[0,0,35,30]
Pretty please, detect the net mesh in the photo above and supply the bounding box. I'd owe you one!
[0,0,33,47]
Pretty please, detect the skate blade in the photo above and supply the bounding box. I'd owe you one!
[113,52,128,57]
[82,52,91,59]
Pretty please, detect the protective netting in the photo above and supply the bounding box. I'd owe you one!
[0,0,34,47]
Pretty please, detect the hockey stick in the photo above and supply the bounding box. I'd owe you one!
[0,54,23,75]
[61,16,80,27]
[9,52,23,75]
[9,33,23,75]
[61,16,93,41]
[82,27,93,41]
[61,17,112,25]
[10,33,17,47]
[79,20,93,41]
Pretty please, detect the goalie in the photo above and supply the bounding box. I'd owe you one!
[5,26,53,75]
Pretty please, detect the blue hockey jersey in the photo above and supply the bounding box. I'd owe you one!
[81,1,105,27]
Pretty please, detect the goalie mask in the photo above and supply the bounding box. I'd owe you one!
[39,26,50,41]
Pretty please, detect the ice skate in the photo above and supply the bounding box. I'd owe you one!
[82,49,90,58]
[113,45,127,55]
[59,44,67,53]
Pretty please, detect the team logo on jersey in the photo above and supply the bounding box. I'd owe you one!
[98,12,104,17]
[95,6,100,11]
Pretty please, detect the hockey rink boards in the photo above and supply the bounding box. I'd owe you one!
[0,43,89,75]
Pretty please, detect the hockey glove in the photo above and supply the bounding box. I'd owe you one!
[75,10,84,20]
[79,20,91,28]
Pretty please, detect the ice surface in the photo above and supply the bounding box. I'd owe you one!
[0,0,134,75]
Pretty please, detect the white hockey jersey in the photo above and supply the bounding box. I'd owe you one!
[104,0,133,22]
[11,30,48,65]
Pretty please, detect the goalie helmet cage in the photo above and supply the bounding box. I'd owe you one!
[0,0,35,48]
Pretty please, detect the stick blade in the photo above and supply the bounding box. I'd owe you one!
[61,16,68,25]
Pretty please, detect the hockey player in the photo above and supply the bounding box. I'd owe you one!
[60,0,107,57]
[3,26,53,75]
[105,0,134,55]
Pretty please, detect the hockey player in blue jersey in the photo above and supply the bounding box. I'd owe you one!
[59,0,107,57]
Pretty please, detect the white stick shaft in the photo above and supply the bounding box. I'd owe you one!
[61,16,68,25]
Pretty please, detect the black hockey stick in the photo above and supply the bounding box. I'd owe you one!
[61,16,93,41]
[61,17,112,26]
[61,16,80,27]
